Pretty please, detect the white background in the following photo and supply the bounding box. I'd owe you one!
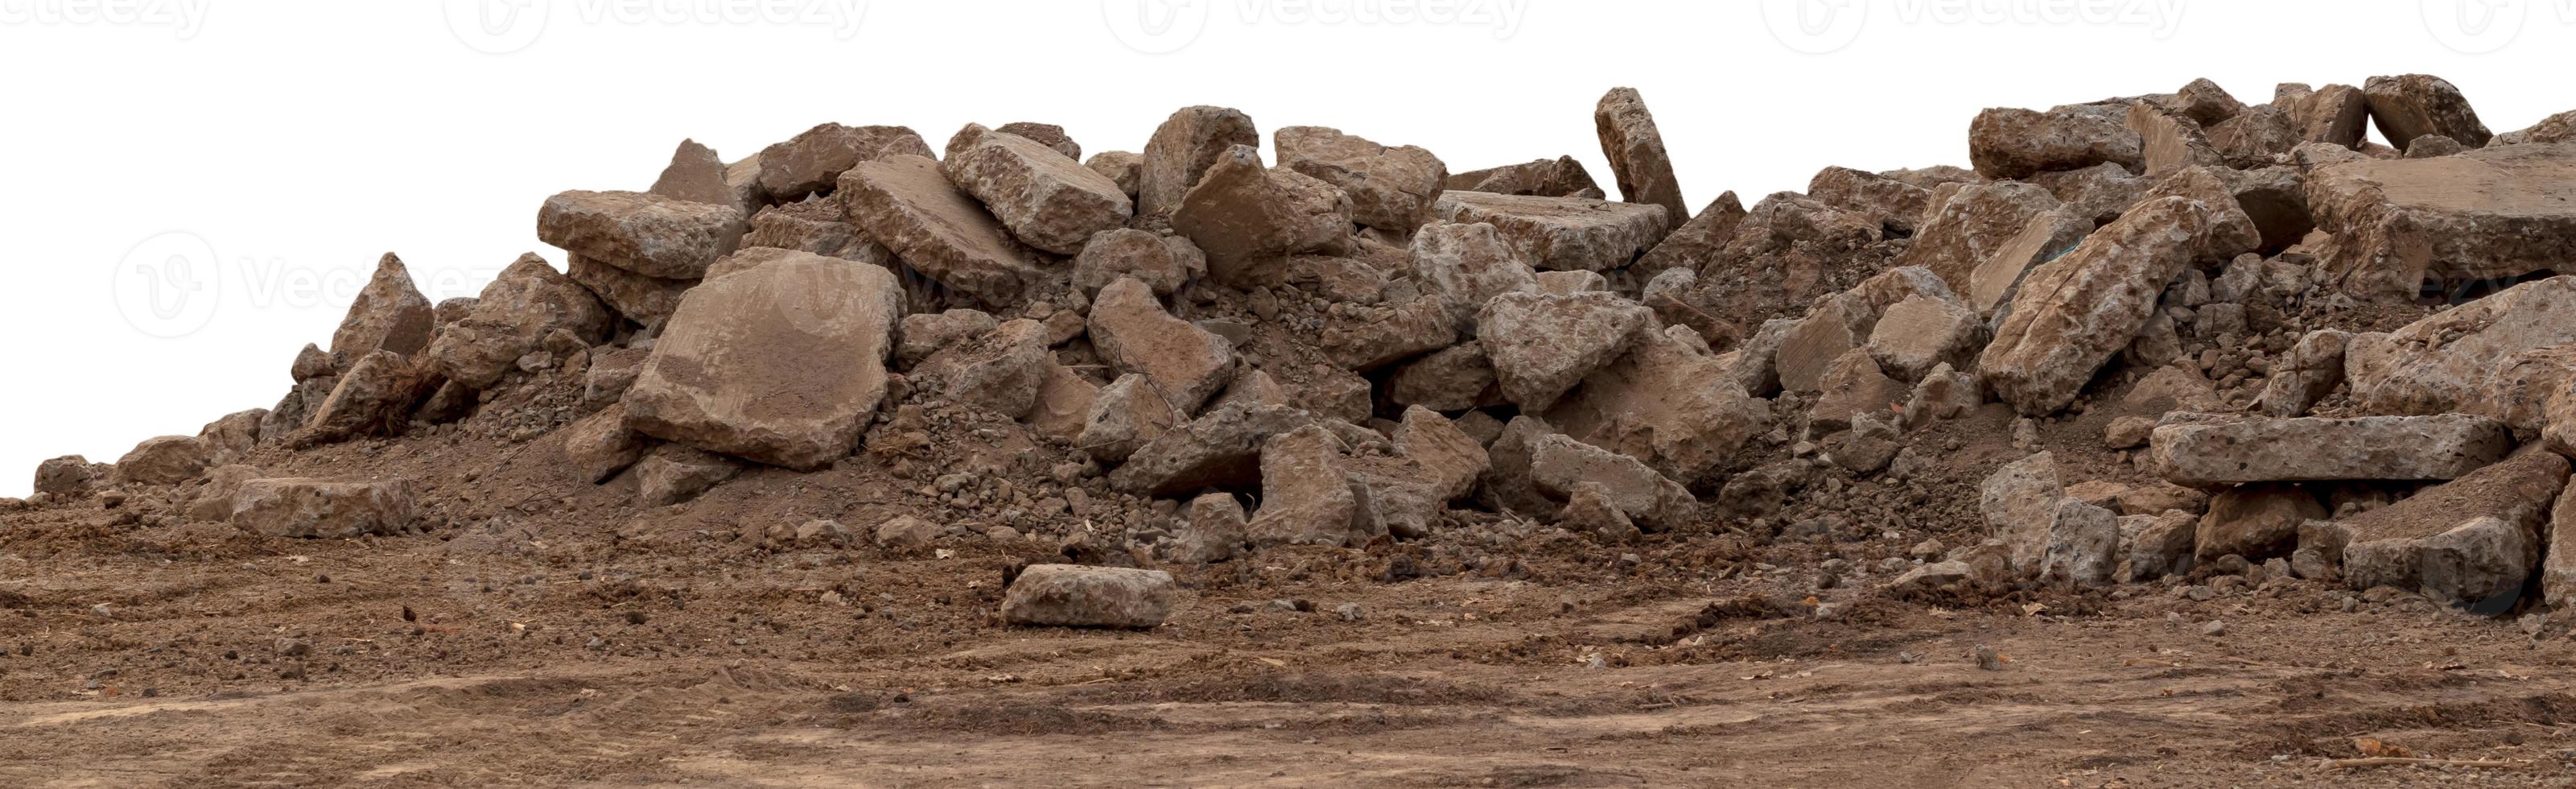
[2,0,2570,498]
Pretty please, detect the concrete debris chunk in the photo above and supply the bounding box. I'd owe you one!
[1445,156,1602,199]
[840,155,1047,306]
[1433,191,1672,272]
[1276,126,1447,232]
[1138,105,1260,217]
[1001,565,1177,629]
[1980,197,2210,415]
[1477,291,1654,412]
[2149,413,2513,488]
[1968,105,2143,179]
[230,478,414,539]
[2363,74,2492,151]
[1593,88,1687,221]
[624,251,901,471]
[1173,145,1357,287]
[538,190,746,280]
[756,122,934,200]
[942,123,1134,254]
[1088,278,1236,415]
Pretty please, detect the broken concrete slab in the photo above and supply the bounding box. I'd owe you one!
[1594,87,1687,221]
[538,190,746,280]
[1968,105,2143,179]
[1138,105,1260,217]
[1477,291,1653,412]
[2308,143,2576,299]
[1432,191,1672,272]
[839,155,1047,306]
[756,122,934,200]
[624,250,901,471]
[2149,413,2515,488]
[2364,73,2493,151]
[1172,145,1357,288]
[1088,277,1237,415]
[942,123,1134,254]
[1276,126,1447,233]
[1979,196,2211,415]
[1001,564,1177,629]
[229,478,414,539]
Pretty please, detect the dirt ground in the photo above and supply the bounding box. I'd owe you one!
[7,390,2576,788]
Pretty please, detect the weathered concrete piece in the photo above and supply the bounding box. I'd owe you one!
[1432,191,1672,271]
[2308,143,2576,299]
[1478,291,1653,411]
[1548,326,1769,483]
[329,254,436,364]
[1001,565,1177,629]
[1138,105,1260,217]
[2364,73,2493,150]
[538,190,746,280]
[1594,88,1688,221]
[839,155,1047,305]
[2343,448,2568,604]
[1979,197,2210,415]
[1276,126,1446,232]
[942,123,1134,254]
[230,478,414,539]
[1969,105,2143,179]
[2148,413,2514,488]
[756,123,934,200]
[1173,145,1356,287]
[1089,278,1236,415]
[624,251,902,471]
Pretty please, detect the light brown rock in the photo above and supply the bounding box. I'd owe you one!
[565,254,691,327]
[1549,326,1769,483]
[2196,485,2326,561]
[1898,181,2067,301]
[328,254,436,364]
[756,123,934,200]
[1433,191,1671,272]
[624,251,901,471]
[2149,413,2514,488]
[839,155,1047,306]
[113,436,209,485]
[1088,278,1236,415]
[916,319,1053,419]
[561,403,646,484]
[537,190,746,280]
[229,478,413,539]
[1634,192,1747,275]
[2308,143,2576,299]
[1001,565,1176,629]
[633,444,744,506]
[1276,126,1447,232]
[1073,229,1203,298]
[1408,222,1538,329]
[1172,145,1356,288]
[1137,105,1259,217]
[1593,88,1687,221]
[425,254,612,390]
[1444,156,1602,199]
[942,123,1134,254]
[2364,74,2492,151]
[1968,105,2143,179]
[649,138,765,216]
[1477,291,1653,411]
[1980,196,2210,415]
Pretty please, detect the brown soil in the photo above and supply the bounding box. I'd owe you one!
[6,363,2573,787]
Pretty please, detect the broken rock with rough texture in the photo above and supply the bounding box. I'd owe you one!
[624,251,901,471]
[1078,374,1181,464]
[839,155,1046,306]
[1173,145,1355,287]
[538,191,746,280]
[942,123,1134,254]
[1246,425,1363,547]
[328,254,436,365]
[1138,105,1260,217]
[916,319,1053,419]
[2259,329,2351,418]
[2149,413,2514,488]
[1434,191,1671,272]
[1001,565,1177,629]
[1276,126,1446,232]
[1089,278,1236,414]
[566,254,692,328]
[113,436,210,485]
[1073,229,1203,298]
[2308,143,2576,299]
[1526,433,1694,531]
[561,403,647,484]
[1408,221,1538,330]
[1979,196,2211,415]
[1445,156,1602,199]
[2343,276,2576,419]
[2344,448,2567,604]
[649,138,765,216]
[1634,192,1746,275]
[2364,74,2492,151]
[1969,105,2143,179]
[1865,295,1983,382]
[1548,325,1768,484]
[1108,403,1313,498]
[1478,291,1653,411]
[230,478,413,539]
[634,444,743,506]
[1593,88,1687,221]
[1898,181,2067,301]
[426,254,612,390]
[756,123,934,200]
[2197,485,2326,561]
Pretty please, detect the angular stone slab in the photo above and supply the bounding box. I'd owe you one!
[2149,413,2514,488]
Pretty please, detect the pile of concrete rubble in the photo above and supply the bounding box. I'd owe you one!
[19,75,2576,626]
